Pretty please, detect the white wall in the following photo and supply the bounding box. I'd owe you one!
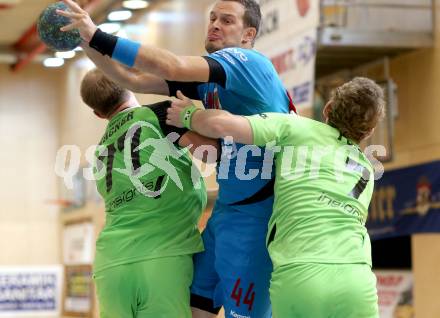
[0,64,62,265]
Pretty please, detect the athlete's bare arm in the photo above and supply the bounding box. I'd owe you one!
[191,307,217,318]
[179,132,219,164]
[82,45,171,95]
[59,0,210,83]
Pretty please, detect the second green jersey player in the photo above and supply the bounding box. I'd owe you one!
[80,69,212,318]
[166,77,385,318]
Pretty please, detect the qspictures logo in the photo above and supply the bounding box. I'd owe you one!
[55,131,387,198]
[113,121,190,197]
[55,120,196,198]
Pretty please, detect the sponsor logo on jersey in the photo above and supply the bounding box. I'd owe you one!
[317,192,364,224]
[106,175,165,212]
[230,310,251,318]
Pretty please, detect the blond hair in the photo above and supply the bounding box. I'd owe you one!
[328,77,385,143]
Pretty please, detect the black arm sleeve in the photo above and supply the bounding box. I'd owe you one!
[166,81,203,100]
[145,101,188,146]
[165,56,227,97]
[89,29,118,57]
[203,56,226,88]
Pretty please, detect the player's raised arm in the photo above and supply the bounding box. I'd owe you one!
[58,0,210,83]
[82,45,170,95]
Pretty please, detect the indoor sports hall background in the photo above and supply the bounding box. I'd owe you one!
[0,0,439,317]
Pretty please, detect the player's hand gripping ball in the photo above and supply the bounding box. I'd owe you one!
[37,2,81,51]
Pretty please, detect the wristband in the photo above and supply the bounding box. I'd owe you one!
[180,104,199,130]
[112,37,141,68]
[89,29,141,67]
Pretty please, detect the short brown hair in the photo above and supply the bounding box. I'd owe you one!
[328,77,385,143]
[223,0,261,35]
[80,69,128,117]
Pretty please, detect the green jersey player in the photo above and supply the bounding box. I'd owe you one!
[167,77,385,318]
[80,69,214,318]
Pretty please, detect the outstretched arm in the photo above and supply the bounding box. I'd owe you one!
[166,91,253,145]
[59,0,210,82]
[82,45,170,95]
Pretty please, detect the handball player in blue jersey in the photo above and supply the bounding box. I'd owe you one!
[59,0,294,317]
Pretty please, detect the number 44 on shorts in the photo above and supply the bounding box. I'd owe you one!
[231,278,255,311]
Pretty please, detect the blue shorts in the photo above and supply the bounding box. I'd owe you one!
[190,202,273,318]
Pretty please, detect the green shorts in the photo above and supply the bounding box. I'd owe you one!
[270,263,379,318]
[93,255,193,318]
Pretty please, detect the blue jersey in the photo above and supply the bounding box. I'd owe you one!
[197,48,290,219]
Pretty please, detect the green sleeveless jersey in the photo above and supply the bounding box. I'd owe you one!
[246,113,374,268]
[93,106,206,273]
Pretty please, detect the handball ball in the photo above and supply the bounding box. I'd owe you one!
[37,2,82,51]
